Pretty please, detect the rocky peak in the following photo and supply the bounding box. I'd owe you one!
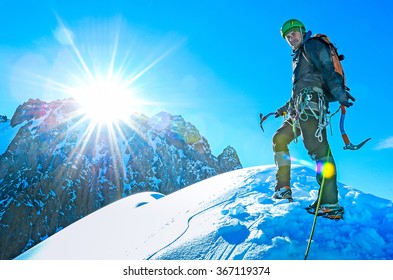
[218,146,243,171]
[0,98,242,259]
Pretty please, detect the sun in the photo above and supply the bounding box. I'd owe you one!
[72,76,136,125]
[50,15,183,129]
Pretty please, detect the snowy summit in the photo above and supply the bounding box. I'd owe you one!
[17,165,393,260]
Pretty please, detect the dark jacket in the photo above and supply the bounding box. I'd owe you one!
[278,31,350,116]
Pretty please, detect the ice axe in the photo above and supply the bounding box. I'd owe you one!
[339,105,371,150]
[259,112,275,132]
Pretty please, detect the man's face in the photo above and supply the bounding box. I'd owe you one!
[285,30,303,50]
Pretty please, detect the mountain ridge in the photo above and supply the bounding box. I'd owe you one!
[0,98,242,259]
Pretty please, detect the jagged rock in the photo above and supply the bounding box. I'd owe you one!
[218,146,243,171]
[0,98,242,259]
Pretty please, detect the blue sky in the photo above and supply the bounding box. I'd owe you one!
[1,0,392,200]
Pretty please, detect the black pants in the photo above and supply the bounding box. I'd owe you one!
[272,115,338,205]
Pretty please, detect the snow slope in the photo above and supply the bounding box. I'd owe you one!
[16,165,393,260]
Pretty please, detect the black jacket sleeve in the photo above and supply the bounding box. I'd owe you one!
[276,98,294,117]
[303,38,349,104]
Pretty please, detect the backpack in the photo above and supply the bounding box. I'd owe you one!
[303,33,349,102]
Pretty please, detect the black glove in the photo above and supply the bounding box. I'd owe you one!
[339,91,356,108]
[275,106,287,118]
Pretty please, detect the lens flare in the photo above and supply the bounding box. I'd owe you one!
[286,155,314,168]
[317,161,335,179]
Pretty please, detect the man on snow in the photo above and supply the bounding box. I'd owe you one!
[272,19,353,219]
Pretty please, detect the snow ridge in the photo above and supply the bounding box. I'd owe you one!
[16,165,393,260]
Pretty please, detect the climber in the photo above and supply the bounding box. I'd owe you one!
[272,19,353,219]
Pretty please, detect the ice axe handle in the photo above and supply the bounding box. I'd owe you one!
[340,105,371,150]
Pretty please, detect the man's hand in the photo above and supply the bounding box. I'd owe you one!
[275,107,287,118]
[339,91,356,108]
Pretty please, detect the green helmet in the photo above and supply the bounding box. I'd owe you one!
[280,19,306,38]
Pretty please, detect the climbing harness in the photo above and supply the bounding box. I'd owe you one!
[259,87,330,143]
[259,87,371,151]
[291,87,329,143]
